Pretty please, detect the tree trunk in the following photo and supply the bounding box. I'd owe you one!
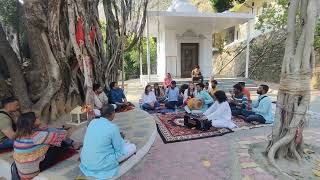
[0,24,32,110]
[266,0,319,170]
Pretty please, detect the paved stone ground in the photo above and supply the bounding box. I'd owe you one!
[120,78,320,180]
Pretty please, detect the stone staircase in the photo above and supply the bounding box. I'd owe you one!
[147,77,259,92]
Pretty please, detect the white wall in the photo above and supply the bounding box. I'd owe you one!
[158,24,213,78]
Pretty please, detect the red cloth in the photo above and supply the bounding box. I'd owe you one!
[242,87,251,110]
[76,17,85,45]
[89,25,97,44]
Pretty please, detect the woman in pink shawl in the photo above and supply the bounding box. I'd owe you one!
[163,73,172,89]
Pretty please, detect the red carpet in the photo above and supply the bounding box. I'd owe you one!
[42,148,78,171]
[0,148,12,155]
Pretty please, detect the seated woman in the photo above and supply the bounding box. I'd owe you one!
[183,83,197,105]
[163,73,172,89]
[203,91,237,129]
[154,83,165,102]
[140,85,160,111]
[80,104,136,180]
[13,112,81,179]
[229,83,248,116]
[109,82,133,112]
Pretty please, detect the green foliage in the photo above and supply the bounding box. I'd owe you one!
[100,19,157,79]
[209,0,245,12]
[125,37,157,79]
[0,0,17,27]
[256,0,319,50]
[256,0,289,31]
[315,23,320,51]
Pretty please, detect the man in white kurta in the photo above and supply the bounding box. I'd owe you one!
[203,91,237,129]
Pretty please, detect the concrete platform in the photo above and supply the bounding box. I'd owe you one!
[0,109,157,180]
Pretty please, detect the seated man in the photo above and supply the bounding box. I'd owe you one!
[186,83,213,113]
[229,83,248,116]
[109,82,133,111]
[243,84,274,124]
[208,80,218,97]
[239,82,251,110]
[80,104,136,179]
[164,81,181,109]
[191,65,203,84]
[0,97,20,149]
[93,83,109,110]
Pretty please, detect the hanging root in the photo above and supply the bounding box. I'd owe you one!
[267,132,296,175]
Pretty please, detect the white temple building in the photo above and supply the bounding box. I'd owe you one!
[142,0,254,83]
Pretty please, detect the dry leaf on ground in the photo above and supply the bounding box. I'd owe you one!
[313,169,320,177]
[303,148,315,154]
[202,160,211,168]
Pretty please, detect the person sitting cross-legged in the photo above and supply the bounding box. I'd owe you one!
[0,97,20,149]
[183,82,197,105]
[194,83,214,112]
[80,104,136,180]
[191,65,203,84]
[93,83,109,110]
[13,112,82,179]
[208,80,218,97]
[203,91,237,129]
[140,85,160,111]
[153,83,165,102]
[243,84,274,124]
[109,82,133,112]
[229,83,248,116]
[164,81,181,109]
[163,73,173,89]
[239,81,251,110]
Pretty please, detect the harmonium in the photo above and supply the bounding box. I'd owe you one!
[184,113,212,131]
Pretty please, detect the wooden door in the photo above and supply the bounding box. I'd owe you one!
[181,43,199,78]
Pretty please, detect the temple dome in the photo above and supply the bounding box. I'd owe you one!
[167,0,199,13]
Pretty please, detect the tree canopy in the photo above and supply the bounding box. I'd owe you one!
[209,0,245,12]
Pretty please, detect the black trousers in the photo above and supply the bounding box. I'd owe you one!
[39,139,73,171]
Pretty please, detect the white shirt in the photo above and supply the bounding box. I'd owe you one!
[183,89,197,102]
[141,91,157,104]
[94,92,108,109]
[203,101,237,129]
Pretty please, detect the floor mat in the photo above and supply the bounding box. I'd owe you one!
[155,112,233,143]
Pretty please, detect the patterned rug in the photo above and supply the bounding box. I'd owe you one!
[155,112,233,143]
[232,116,272,131]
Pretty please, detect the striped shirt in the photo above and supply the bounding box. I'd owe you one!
[234,94,248,110]
[13,128,66,179]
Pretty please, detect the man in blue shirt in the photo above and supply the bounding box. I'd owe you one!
[165,81,181,109]
[109,82,133,112]
[243,84,274,124]
[80,104,136,179]
[229,83,248,116]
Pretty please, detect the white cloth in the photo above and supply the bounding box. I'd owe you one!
[94,94,103,109]
[141,91,157,104]
[203,101,237,129]
[183,89,197,102]
[118,141,137,162]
